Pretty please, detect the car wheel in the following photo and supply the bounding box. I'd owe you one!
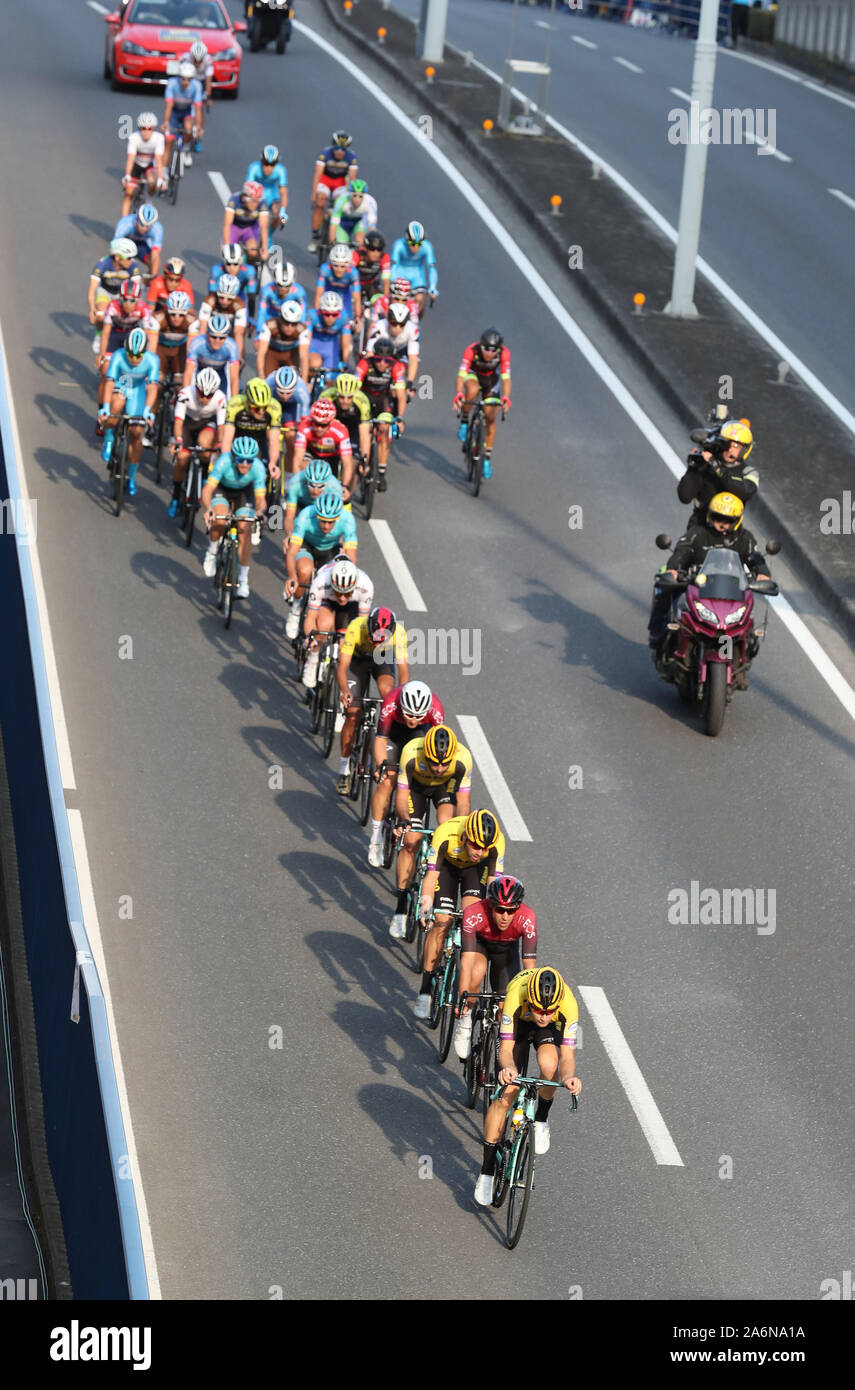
[222,81,239,100]
[103,53,111,80]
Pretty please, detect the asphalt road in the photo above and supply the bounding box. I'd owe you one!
[0,0,853,1299]
[394,0,855,422]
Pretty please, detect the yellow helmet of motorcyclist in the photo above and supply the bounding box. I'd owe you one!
[718,420,753,460]
[707,492,744,533]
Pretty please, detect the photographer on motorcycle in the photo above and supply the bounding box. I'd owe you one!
[648,492,771,656]
[678,420,758,530]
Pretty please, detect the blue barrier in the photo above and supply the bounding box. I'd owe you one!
[0,329,150,1299]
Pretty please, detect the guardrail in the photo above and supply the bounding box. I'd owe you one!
[0,328,150,1299]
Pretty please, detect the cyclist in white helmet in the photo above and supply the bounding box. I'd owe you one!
[187,41,213,149]
[121,113,166,217]
[301,553,375,690]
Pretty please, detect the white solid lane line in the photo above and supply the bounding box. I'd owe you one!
[297,17,855,729]
[86,1,109,12]
[455,717,532,843]
[829,188,855,214]
[669,87,692,102]
[208,171,232,207]
[614,56,643,73]
[724,46,855,112]
[68,811,162,1296]
[572,35,597,48]
[368,519,427,612]
[580,987,684,1166]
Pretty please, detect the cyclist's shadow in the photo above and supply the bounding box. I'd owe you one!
[279,849,382,923]
[68,212,115,244]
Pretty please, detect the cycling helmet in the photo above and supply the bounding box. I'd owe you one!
[221,244,243,268]
[280,300,303,323]
[120,277,142,301]
[165,256,185,276]
[348,179,367,195]
[329,244,352,267]
[319,291,343,315]
[526,967,567,1013]
[272,260,296,288]
[305,459,333,487]
[406,220,425,245]
[368,606,396,644]
[189,40,207,62]
[232,436,260,461]
[331,130,353,148]
[217,274,240,299]
[480,327,503,355]
[716,420,754,461]
[391,277,412,300]
[242,180,264,202]
[195,367,219,396]
[137,203,158,226]
[706,491,744,532]
[371,336,395,361]
[125,327,147,357]
[208,314,230,339]
[399,680,432,719]
[274,366,298,394]
[330,557,358,594]
[310,398,337,428]
[423,725,458,765]
[137,111,157,130]
[314,489,343,520]
[388,303,409,326]
[110,237,137,259]
[245,378,272,409]
[335,373,360,397]
[262,144,279,164]
[465,809,498,850]
[486,875,525,911]
[178,61,196,80]
[166,290,191,315]
[365,231,385,252]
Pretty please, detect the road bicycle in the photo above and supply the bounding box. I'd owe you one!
[427,911,463,1064]
[152,374,181,485]
[458,393,504,497]
[490,1077,578,1249]
[163,127,193,205]
[348,695,381,823]
[176,444,211,548]
[106,413,147,516]
[212,510,251,628]
[358,412,398,519]
[460,990,504,1114]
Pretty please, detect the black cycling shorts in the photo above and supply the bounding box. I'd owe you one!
[512,1018,566,1076]
[407,782,456,828]
[463,937,522,996]
[346,653,395,705]
[436,860,485,914]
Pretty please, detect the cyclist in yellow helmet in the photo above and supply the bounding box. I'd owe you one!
[320,372,372,466]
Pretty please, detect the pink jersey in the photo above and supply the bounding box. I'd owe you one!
[378,687,444,737]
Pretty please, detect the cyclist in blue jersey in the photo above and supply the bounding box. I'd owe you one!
[208,243,258,305]
[257,261,308,327]
[114,204,164,279]
[267,365,311,473]
[183,314,240,398]
[199,436,269,600]
[162,62,204,161]
[283,458,344,539]
[99,328,159,493]
[245,145,288,228]
[88,237,144,345]
[307,292,352,378]
[390,220,438,316]
[309,130,358,254]
[223,181,270,264]
[284,488,358,633]
[315,244,362,325]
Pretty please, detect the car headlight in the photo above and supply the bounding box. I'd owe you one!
[724,605,747,625]
[217,46,240,60]
[693,600,717,624]
[121,41,155,55]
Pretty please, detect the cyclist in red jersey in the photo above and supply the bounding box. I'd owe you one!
[453,876,538,1059]
[453,328,511,481]
[355,338,407,491]
[292,399,355,500]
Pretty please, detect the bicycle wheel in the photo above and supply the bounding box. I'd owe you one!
[361,437,378,520]
[491,1125,511,1210]
[481,1021,499,1119]
[464,1011,484,1110]
[321,669,337,759]
[348,721,364,802]
[506,1124,535,1249]
[154,399,168,486]
[168,147,181,205]
[469,412,485,497]
[437,948,459,1063]
[182,466,198,548]
[223,540,237,628]
[382,815,396,871]
[427,966,442,1031]
[113,429,128,516]
[359,748,374,826]
[311,655,327,733]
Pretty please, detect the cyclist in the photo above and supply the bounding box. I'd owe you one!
[315,244,362,325]
[301,553,374,690]
[453,876,537,1059]
[113,202,163,279]
[307,292,352,383]
[368,276,421,330]
[151,289,193,436]
[97,278,156,418]
[184,314,240,399]
[167,366,226,518]
[222,378,282,503]
[328,179,378,248]
[147,255,195,313]
[256,300,310,381]
[267,364,311,473]
[474,967,580,1207]
[209,243,258,318]
[121,112,165,217]
[197,274,249,362]
[353,231,391,315]
[283,458,344,543]
[98,327,159,493]
[162,61,204,161]
[390,221,437,316]
[388,725,473,933]
[453,328,511,481]
[257,261,308,327]
[309,131,358,254]
[292,398,354,500]
[367,680,445,866]
[245,144,288,228]
[336,607,409,796]
[319,372,371,467]
[366,304,419,396]
[187,40,213,148]
[88,238,143,351]
[355,337,407,492]
[200,436,268,600]
[284,488,358,640]
[414,810,505,1019]
[222,181,270,265]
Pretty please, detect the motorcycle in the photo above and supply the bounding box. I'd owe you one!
[651,538,780,736]
[244,0,293,53]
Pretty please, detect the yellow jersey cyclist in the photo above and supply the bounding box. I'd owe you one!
[474,967,581,1207]
[319,373,372,470]
[336,607,409,796]
[386,725,472,931]
[414,809,505,1019]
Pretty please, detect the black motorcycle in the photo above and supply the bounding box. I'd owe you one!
[244,0,293,53]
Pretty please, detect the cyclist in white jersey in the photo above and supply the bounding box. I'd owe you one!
[168,368,227,516]
[188,41,214,151]
[121,113,166,216]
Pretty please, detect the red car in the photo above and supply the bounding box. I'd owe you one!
[103,0,246,98]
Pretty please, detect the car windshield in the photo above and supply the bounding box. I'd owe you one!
[127,0,227,29]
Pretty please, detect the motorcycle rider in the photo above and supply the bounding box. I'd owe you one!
[678,420,758,529]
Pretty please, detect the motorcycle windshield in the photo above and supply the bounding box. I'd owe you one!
[694,547,747,601]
